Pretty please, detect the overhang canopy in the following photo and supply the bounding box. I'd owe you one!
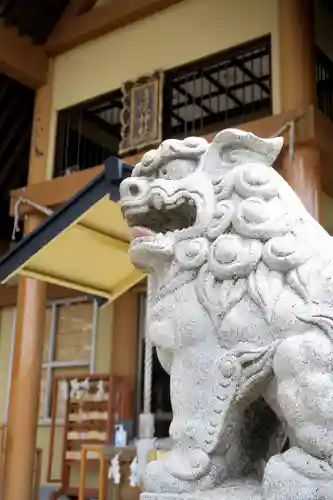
[0,157,144,305]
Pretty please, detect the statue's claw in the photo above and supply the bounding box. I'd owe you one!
[263,448,333,500]
[143,450,227,493]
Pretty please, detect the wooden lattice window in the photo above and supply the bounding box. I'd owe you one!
[39,297,98,422]
[163,35,272,139]
[53,89,122,177]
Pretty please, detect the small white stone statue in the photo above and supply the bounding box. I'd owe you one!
[69,378,81,399]
[70,378,90,401]
[95,380,105,401]
[120,128,333,500]
[136,437,156,487]
[129,456,140,488]
[108,454,121,484]
[81,377,90,395]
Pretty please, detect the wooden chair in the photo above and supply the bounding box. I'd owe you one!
[79,445,106,500]
[78,444,136,500]
[48,374,132,500]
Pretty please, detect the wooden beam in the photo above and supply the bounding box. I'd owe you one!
[45,0,185,55]
[0,22,48,89]
[10,164,104,217]
[27,62,54,184]
[48,0,99,41]
[61,0,99,18]
[0,283,82,309]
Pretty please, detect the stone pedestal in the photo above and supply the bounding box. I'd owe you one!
[140,481,262,500]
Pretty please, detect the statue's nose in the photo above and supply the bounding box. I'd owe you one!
[120,178,144,199]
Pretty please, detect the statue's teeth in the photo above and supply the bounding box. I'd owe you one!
[152,195,163,210]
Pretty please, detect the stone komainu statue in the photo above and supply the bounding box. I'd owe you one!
[120,129,333,500]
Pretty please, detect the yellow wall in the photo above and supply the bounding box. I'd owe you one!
[0,301,114,486]
[0,307,15,420]
[47,0,281,177]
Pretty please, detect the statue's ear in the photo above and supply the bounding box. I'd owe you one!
[203,128,284,178]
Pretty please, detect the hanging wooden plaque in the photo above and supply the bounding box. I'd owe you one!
[119,71,164,156]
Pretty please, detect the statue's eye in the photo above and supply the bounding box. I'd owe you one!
[157,166,171,179]
[157,159,198,180]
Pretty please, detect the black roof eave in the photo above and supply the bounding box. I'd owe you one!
[0,157,132,304]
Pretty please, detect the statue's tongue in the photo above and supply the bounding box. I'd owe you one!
[131,227,155,239]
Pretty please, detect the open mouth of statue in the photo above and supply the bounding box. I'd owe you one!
[123,193,197,240]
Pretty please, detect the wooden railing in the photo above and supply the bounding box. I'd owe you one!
[0,425,42,500]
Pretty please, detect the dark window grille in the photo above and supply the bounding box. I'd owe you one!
[316,46,333,121]
[163,36,272,139]
[53,89,122,177]
[53,37,272,177]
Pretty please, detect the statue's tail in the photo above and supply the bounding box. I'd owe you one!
[234,340,282,402]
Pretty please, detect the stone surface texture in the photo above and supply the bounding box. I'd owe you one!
[120,128,333,500]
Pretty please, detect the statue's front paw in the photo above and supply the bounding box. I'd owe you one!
[144,458,194,493]
[143,450,227,493]
[164,449,211,481]
[263,448,333,500]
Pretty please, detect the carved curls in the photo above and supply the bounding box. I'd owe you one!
[262,232,311,272]
[208,234,262,280]
[133,137,208,177]
[233,198,293,241]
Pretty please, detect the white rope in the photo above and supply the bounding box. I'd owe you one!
[11,197,53,241]
[269,111,306,164]
[289,120,295,165]
[143,279,153,414]
[271,119,297,164]
[271,120,294,138]
[144,337,153,414]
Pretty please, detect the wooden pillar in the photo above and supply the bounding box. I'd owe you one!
[112,290,139,380]
[278,0,321,219]
[111,289,141,500]
[279,0,316,112]
[3,64,53,500]
[111,289,139,418]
